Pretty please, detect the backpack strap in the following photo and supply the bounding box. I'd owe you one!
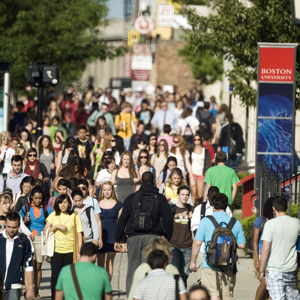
[206,215,220,228]
[227,217,237,231]
[200,202,207,219]
[43,204,49,220]
[174,274,180,300]
[70,264,83,300]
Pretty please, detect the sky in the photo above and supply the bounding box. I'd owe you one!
[107,0,124,19]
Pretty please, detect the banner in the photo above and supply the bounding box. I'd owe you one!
[255,43,297,191]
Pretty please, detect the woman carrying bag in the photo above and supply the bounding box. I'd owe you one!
[20,186,52,299]
[43,194,83,300]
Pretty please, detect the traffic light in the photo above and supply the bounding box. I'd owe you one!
[28,63,59,86]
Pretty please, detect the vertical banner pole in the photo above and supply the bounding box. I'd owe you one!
[3,72,9,132]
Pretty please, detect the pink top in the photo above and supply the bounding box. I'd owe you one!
[158,135,173,148]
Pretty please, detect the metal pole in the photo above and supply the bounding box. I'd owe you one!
[37,83,43,139]
[3,72,9,132]
[245,105,249,167]
[228,85,233,160]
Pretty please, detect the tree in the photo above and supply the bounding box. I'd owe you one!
[0,0,125,91]
[180,0,300,107]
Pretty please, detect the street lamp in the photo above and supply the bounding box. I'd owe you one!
[291,0,300,27]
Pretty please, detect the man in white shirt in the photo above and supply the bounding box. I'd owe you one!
[191,186,232,283]
[0,137,19,174]
[260,196,300,299]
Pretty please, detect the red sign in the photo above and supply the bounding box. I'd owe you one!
[131,70,150,81]
[134,16,154,35]
[259,47,295,82]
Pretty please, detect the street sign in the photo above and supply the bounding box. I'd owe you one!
[157,5,174,27]
[134,15,154,34]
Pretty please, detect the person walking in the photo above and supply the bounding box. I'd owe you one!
[203,151,239,205]
[190,193,246,300]
[55,242,112,300]
[43,194,83,300]
[133,249,187,300]
[98,182,123,280]
[260,196,300,299]
[170,185,194,287]
[20,186,52,299]
[114,171,173,296]
[0,155,28,195]
[0,211,34,300]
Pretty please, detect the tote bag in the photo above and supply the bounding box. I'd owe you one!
[41,228,54,257]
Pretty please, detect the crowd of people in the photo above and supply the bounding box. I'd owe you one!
[0,83,298,300]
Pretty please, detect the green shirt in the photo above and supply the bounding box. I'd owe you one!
[262,215,300,272]
[204,165,239,204]
[56,262,112,299]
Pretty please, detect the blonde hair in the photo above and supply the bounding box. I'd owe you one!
[121,101,132,110]
[167,167,186,187]
[98,181,118,202]
[157,139,169,157]
[0,131,11,147]
[0,194,12,205]
[142,237,172,262]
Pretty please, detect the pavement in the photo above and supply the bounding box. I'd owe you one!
[32,249,259,300]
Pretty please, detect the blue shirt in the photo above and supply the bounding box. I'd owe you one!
[195,211,246,269]
[20,205,53,235]
[254,216,267,255]
[151,109,178,132]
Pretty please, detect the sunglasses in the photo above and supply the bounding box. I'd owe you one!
[0,224,5,229]
[28,154,37,157]
[194,138,201,141]
[140,156,148,159]
[78,185,88,191]
[111,140,115,142]
[150,138,157,141]
[2,137,9,141]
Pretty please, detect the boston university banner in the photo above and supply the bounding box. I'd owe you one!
[255,43,297,191]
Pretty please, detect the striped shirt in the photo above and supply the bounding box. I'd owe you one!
[133,269,186,300]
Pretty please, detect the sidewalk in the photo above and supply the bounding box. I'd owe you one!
[36,249,259,300]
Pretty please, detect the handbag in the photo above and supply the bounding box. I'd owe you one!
[41,228,54,257]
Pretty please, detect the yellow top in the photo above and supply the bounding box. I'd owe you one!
[165,184,178,203]
[115,112,137,139]
[46,212,83,254]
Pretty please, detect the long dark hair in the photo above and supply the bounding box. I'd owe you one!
[149,133,157,153]
[113,135,125,155]
[137,149,150,168]
[263,197,276,220]
[60,156,85,178]
[192,133,204,150]
[160,156,177,183]
[54,194,73,215]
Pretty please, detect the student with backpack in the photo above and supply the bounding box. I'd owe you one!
[195,101,216,139]
[114,171,173,296]
[20,186,52,299]
[190,193,246,300]
[191,186,232,284]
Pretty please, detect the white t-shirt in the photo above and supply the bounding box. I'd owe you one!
[262,215,300,272]
[178,116,200,136]
[96,169,112,184]
[0,148,15,173]
[169,149,189,173]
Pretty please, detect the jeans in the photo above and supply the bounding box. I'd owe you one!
[170,247,192,287]
[50,252,73,300]
[229,154,242,168]
[3,289,21,300]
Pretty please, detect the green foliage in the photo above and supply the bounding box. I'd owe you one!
[231,173,250,211]
[180,0,300,107]
[240,214,256,251]
[0,0,126,91]
[288,203,298,218]
[173,0,206,5]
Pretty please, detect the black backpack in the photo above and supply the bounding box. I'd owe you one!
[196,108,213,138]
[132,192,159,232]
